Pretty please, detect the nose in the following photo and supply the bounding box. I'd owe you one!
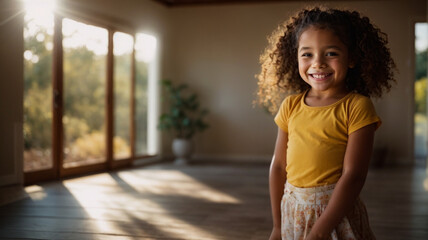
[312,55,326,69]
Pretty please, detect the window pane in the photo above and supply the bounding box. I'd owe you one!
[134,34,156,156]
[23,10,54,172]
[113,32,133,160]
[414,22,428,167]
[62,18,108,168]
[134,59,148,156]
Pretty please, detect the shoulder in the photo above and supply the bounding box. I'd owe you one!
[280,92,304,109]
[345,93,375,109]
[345,93,381,133]
[275,92,304,131]
[347,92,371,101]
[276,92,304,121]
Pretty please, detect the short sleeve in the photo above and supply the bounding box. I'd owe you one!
[274,97,290,132]
[348,96,382,134]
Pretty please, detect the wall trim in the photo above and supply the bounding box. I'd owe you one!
[0,174,20,187]
[192,154,272,163]
[0,122,23,187]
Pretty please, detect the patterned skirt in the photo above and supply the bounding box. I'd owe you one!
[281,182,376,240]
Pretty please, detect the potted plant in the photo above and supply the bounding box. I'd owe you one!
[158,79,209,164]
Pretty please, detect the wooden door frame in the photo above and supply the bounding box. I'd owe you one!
[24,12,155,185]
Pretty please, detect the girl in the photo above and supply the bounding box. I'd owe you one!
[257,7,396,240]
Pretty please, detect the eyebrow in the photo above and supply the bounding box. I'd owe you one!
[298,46,343,52]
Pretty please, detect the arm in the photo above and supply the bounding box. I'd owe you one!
[306,123,376,240]
[269,127,288,240]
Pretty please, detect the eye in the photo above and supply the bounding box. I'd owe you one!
[301,53,312,57]
[326,52,338,57]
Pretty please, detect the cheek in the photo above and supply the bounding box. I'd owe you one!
[298,68,307,80]
[298,61,308,76]
[297,63,304,74]
[330,61,348,74]
[297,59,305,70]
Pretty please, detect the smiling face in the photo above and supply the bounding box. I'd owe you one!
[298,26,352,96]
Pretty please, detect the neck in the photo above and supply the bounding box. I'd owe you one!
[307,88,349,100]
[304,88,349,107]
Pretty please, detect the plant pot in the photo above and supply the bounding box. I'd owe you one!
[172,138,193,165]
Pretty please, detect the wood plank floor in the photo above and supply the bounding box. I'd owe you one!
[0,162,427,240]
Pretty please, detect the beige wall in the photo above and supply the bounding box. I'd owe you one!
[166,0,427,164]
[0,0,24,186]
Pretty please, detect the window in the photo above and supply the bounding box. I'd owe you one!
[62,18,108,168]
[23,0,158,183]
[414,22,428,167]
[135,33,157,156]
[23,2,54,173]
[113,32,133,160]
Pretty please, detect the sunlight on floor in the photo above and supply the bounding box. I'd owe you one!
[24,185,46,200]
[61,170,240,204]
[118,170,241,204]
[60,171,230,239]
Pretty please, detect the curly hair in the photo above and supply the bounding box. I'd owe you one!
[256,6,396,114]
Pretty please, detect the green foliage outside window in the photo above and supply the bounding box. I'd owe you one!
[415,77,427,114]
[24,17,148,170]
[416,49,427,81]
[414,47,427,159]
[415,50,428,115]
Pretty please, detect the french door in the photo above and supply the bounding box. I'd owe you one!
[23,9,153,184]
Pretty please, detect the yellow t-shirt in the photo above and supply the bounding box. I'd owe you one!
[274,91,381,188]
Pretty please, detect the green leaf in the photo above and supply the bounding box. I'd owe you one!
[172,108,181,117]
[158,79,210,138]
[182,118,191,127]
[161,79,171,86]
[177,83,188,91]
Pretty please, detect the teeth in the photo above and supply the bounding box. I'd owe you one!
[312,74,329,79]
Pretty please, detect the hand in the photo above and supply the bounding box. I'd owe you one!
[269,227,281,240]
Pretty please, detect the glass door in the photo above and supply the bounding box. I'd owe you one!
[23,2,157,184]
[113,32,134,161]
[135,33,157,157]
[23,4,54,177]
[62,18,108,169]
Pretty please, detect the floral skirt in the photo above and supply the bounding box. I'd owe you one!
[281,182,376,240]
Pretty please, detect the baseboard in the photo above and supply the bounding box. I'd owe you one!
[0,122,23,187]
[0,184,27,206]
[133,155,165,166]
[0,174,21,187]
[192,154,272,163]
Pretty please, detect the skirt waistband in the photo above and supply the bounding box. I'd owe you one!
[284,182,336,205]
[285,182,336,193]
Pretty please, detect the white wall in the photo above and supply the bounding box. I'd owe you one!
[166,0,427,164]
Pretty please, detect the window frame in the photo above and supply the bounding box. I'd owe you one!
[24,10,155,185]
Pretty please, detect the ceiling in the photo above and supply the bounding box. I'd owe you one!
[152,0,287,7]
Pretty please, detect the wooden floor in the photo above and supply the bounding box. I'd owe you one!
[0,161,427,240]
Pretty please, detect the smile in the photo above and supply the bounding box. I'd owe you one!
[309,73,332,80]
